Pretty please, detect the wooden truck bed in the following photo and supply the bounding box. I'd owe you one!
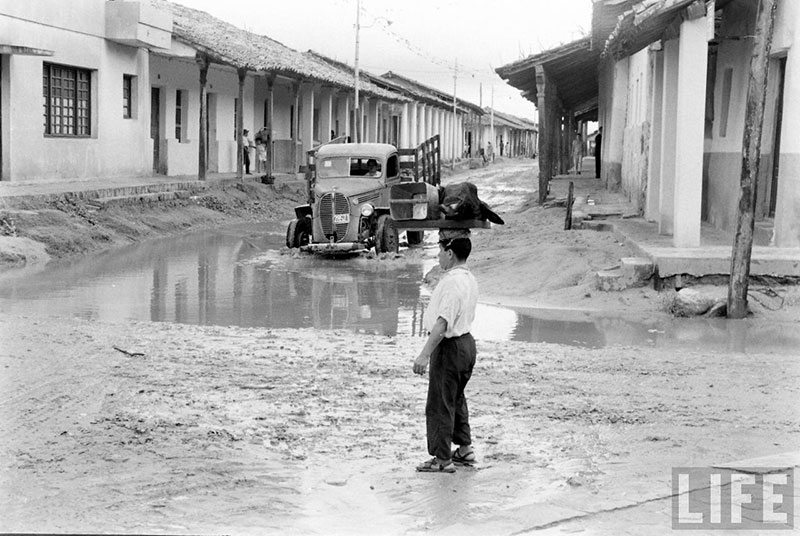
[393,219,492,230]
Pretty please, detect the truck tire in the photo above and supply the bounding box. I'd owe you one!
[376,214,399,254]
[296,216,311,246]
[286,217,311,248]
[406,230,424,246]
[286,219,299,248]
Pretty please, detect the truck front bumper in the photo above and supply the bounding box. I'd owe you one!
[301,241,369,254]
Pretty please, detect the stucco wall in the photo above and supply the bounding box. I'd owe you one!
[773,0,800,246]
[621,49,651,213]
[149,55,256,176]
[2,0,152,181]
[704,0,798,241]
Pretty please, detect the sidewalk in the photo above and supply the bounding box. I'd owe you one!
[550,160,800,281]
[0,171,309,204]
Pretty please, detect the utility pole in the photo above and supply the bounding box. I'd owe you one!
[490,86,495,161]
[478,83,483,158]
[728,0,778,318]
[452,58,457,170]
[353,0,361,143]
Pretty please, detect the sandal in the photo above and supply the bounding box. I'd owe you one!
[416,457,456,473]
[452,447,476,465]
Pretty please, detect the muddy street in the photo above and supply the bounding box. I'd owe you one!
[1,312,798,534]
[1,159,799,535]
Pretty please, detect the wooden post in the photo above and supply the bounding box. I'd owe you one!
[196,54,209,181]
[728,0,778,318]
[565,181,574,230]
[266,75,275,177]
[236,67,246,180]
[292,82,300,173]
[536,70,549,204]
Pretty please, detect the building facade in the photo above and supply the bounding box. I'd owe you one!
[1,0,540,184]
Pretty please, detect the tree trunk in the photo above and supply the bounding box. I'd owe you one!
[728,0,778,318]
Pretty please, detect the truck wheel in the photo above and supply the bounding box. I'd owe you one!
[286,217,312,248]
[286,219,299,248]
[376,215,399,254]
[406,230,424,246]
[296,216,311,246]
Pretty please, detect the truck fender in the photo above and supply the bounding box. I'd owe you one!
[294,205,313,219]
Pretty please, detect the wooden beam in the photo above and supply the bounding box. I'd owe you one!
[728,0,778,318]
[683,0,707,20]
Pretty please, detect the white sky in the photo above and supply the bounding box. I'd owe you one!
[170,0,594,120]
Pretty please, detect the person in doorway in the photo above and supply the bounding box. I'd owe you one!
[242,129,254,175]
[594,127,603,179]
[255,139,267,174]
[413,235,478,473]
[571,133,584,175]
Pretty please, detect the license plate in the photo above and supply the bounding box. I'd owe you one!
[333,213,350,224]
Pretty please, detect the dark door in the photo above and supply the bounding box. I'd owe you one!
[769,57,786,218]
[150,87,161,173]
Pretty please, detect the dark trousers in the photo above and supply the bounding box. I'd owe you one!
[595,153,601,178]
[426,333,476,461]
[243,149,251,174]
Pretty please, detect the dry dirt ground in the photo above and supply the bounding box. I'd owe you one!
[1,159,799,535]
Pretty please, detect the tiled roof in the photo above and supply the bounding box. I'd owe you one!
[381,72,484,115]
[151,0,404,101]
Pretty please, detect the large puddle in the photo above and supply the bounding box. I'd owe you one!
[1,223,797,353]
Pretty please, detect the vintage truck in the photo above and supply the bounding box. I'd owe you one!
[286,134,492,255]
[285,136,438,254]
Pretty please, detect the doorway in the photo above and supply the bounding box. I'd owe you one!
[768,57,786,218]
[150,87,161,174]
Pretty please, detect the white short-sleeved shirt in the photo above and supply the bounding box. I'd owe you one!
[423,266,478,338]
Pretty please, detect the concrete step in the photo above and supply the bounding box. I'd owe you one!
[595,257,655,291]
[87,190,191,209]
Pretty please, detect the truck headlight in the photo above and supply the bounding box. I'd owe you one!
[360,204,375,217]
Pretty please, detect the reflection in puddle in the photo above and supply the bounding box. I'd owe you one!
[0,223,797,352]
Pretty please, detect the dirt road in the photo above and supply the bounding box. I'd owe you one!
[1,159,799,534]
[2,313,798,534]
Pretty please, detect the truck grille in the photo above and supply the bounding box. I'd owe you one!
[319,193,350,240]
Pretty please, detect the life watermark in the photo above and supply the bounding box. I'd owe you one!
[672,467,794,530]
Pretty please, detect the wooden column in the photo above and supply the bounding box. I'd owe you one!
[729,0,778,318]
[266,76,275,176]
[236,67,246,180]
[536,69,549,203]
[291,81,300,172]
[196,54,209,180]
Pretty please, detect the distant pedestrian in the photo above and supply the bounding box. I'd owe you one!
[414,236,478,473]
[486,142,494,163]
[571,134,584,175]
[242,129,254,175]
[594,127,602,179]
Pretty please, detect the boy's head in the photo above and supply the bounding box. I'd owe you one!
[438,237,472,262]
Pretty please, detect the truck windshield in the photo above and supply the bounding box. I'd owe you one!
[318,157,382,179]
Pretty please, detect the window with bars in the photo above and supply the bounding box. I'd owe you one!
[43,63,91,136]
[123,75,133,118]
